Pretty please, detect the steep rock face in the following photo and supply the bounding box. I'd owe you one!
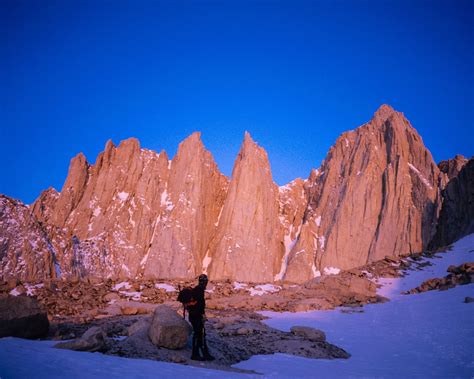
[32,135,227,280]
[438,155,468,181]
[430,157,474,248]
[208,133,284,282]
[284,105,442,282]
[275,178,308,280]
[0,196,59,281]
[143,133,228,279]
[33,138,171,279]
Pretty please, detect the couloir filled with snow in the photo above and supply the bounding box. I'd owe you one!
[1,235,473,378]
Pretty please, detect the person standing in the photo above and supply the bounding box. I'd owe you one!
[188,274,215,361]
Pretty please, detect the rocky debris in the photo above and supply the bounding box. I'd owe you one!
[120,306,141,315]
[207,270,381,313]
[405,262,474,294]
[290,326,326,342]
[430,157,474,249]
[0,294,49,339]
[32,280,111,321]
[285,104,443,282]
[0,247,426,324]
[148,305,191,349]
[101,309,349,370]
[54,326,107,352]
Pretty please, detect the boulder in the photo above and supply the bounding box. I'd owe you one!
[148,305,191,349]
[464,297,474,303]
[290,326,326,342]
[127,318,151,336]
[54,326,107,352]
[0,295,49,339]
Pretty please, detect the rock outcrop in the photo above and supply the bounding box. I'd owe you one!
[0,294,49,339]
[284,104,442,282]
[290,326,326,342]
[405,262,474,294]
[430,157,474,248]
[55,326,107,352]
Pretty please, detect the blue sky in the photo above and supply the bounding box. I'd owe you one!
[1,0,472,204]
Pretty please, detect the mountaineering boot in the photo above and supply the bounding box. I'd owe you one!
[202,341,215,361]
[190,337,204,361]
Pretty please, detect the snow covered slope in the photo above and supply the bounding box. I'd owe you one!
[237,234,474,378]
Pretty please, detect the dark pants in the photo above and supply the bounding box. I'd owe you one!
[189,313,204,349]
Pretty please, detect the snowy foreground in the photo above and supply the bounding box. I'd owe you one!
[1,235,473,378]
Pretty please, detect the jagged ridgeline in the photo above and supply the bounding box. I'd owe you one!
[1,105,472,283]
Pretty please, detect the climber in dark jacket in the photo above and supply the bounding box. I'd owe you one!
[189,274,215,361]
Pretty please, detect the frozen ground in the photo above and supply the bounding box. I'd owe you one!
[0,235,473,378]
[236,234,474,378]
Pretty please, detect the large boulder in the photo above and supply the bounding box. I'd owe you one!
[54,326,107,352]
[148,305,191,349]
[0,295,49,339]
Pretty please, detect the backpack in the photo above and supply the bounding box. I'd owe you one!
[177,286,197,318]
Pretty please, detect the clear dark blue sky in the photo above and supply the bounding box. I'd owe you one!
[1,0,472,204]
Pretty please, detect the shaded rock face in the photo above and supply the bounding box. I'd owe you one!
[430,158,474,248]
[0,295,49,339]
[438,155,468,181]
[207,132,285,282]
[0,196,59,281]
[284,105,442,282]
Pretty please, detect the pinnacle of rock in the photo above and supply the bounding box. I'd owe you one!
[373,103,397,122]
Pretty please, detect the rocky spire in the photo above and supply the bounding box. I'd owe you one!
[143,132,228,279]
[207,132,284,282]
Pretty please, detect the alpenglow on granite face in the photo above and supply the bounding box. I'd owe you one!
[1,105,472,283]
